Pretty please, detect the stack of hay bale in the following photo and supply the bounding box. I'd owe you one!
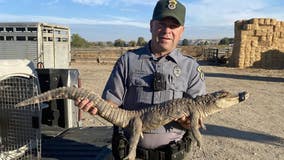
[230,18,284,69]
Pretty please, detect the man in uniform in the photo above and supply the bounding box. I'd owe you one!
[76,0,206,159]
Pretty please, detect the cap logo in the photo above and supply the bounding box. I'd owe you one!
[168,0,177,10]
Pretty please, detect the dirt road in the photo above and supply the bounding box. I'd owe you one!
[71,61,284,160]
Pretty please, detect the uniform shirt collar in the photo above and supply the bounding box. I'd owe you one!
[139,41,181,64]
[166,49,180,64]
[138,42,152,60]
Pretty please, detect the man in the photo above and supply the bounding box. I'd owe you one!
[76,0,206,159]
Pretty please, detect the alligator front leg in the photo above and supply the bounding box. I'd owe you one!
[124,117,143,160]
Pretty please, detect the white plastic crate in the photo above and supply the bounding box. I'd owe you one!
[0,59,41,160]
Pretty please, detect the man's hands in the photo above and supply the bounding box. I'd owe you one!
[75,98,118,115]
[175,115,203,130]
[75,98,98,115]
[176,116,191,129]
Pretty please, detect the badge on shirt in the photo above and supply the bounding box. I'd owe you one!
[173,65,181,77]
[168,0,177,10]
[197,66,205,81]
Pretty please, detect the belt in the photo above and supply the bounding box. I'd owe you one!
[136,139,191,160]
[112,126,192,160]
[137,148,166,160]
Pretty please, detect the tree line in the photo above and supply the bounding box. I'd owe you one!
[71,33,234,48]
[71,34,148,48]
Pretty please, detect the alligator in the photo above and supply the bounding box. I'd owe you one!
[16,87,249,160]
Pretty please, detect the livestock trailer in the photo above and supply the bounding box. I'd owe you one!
[0,22,71,68]
[0,23,79,129]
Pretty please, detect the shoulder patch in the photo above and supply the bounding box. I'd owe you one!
[197,66,205,81]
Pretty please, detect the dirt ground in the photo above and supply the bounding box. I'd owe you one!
[71,61,284,160]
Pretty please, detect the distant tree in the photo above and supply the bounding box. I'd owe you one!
[137,37,147,46]
[71,33,90,48]
[114,39,126,47]
[128,40,137,47]
[106,41,113,47]
[88,42,97,47]
[182,38,189,46]
[229,38,234,44]
[219,37,234,45]
[197,41,204,46]
[204,41,209,45]
[97,41,106,47]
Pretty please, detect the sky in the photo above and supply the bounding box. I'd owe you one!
[0,0,283,42]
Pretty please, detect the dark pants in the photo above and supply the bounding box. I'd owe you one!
[112,127,192,160]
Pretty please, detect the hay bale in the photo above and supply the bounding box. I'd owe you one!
[229,18,284,68]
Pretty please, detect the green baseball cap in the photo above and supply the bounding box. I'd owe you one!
[152,0,186,26]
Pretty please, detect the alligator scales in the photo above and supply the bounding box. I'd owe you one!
[16,87,249,160]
